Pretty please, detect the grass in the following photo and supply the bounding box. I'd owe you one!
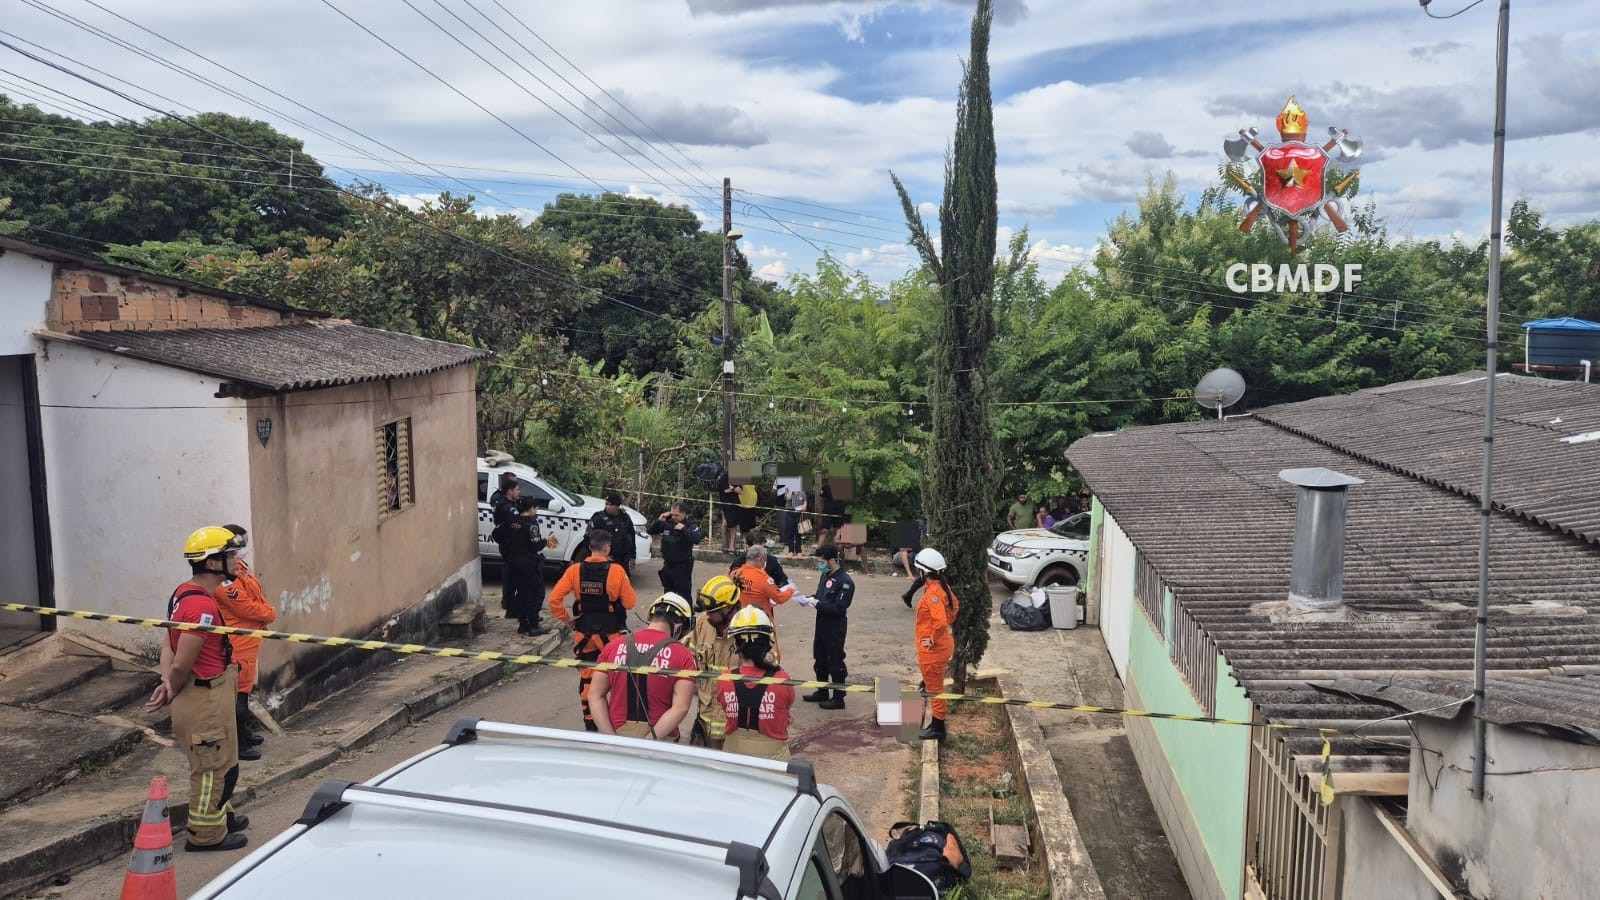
[935,686,1051,900]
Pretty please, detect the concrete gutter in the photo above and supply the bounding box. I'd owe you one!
[0,629,561,900]
[919,735,940,822]
[999,672,1107,900]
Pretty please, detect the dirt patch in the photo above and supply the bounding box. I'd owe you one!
[938,691,1051,900]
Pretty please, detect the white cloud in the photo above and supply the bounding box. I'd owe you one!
[756,259,789,281]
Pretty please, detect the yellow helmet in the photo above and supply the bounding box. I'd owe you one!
[696,575,741,612]
[183,526,239,562]
[647,592,694,624]
[726,606,774,642]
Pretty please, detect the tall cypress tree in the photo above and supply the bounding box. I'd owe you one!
[891,0,998,689]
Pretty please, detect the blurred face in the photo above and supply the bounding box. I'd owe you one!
[670,507,685,522]
[606,501,621,514]
[1017,494,1028,504]
[507,484,521,500]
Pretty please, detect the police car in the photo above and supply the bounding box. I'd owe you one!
[477,452,649,573]
[987,512,1091,589]
[193,718,940,900]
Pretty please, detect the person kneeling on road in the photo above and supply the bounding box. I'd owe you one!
[801,544,853,710]
[589,593,698,741]
[718,607,796,761]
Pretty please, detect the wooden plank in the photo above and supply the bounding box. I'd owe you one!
[993,823,1032,870]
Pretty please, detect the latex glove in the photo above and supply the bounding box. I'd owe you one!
[782,582,797,593]
[795,594,816,608]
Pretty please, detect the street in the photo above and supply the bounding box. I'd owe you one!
[44,557,923,898]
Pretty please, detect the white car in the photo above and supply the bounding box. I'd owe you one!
[477,453,648,573]
[193,718,940,900]
[987,512,1091,589]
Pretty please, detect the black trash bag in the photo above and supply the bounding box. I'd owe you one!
[885,821,972,891]
[1001,595,1049,632]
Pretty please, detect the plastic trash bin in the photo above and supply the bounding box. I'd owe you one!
[1044,586,1079,629]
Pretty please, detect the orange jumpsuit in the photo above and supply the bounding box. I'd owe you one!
[735,562,794,661]
[549,555,638,729]
[214,560,276,695]
[916,578,959,720]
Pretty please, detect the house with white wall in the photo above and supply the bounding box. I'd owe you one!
[0,236,487,712]
[1067,373,1600,900]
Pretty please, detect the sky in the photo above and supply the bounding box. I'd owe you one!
[1,0,1597,286]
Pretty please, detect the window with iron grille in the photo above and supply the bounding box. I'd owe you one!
[377,418,413,519]
[1134,550,1164,638]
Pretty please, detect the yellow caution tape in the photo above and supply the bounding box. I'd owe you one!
[0,602,1344,735]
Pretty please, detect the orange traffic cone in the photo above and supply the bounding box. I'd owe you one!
[119,775,177,900]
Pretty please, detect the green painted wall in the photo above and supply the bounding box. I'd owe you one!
[1128,603,1252,900]
[1085,497,1104,601]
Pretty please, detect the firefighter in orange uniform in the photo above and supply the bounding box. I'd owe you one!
[216,524,275,760]
[548,529,638,731]
[912,547,958,741]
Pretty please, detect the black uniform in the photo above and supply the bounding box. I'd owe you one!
[812,567,855,703]
[492,495,521,618]
[497,507,547,632]
[648,516,703,598]
[589,509,638,569]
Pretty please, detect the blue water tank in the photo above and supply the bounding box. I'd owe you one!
[1524,317,1600,368]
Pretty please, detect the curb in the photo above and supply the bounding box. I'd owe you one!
[998,672,1106,900]
[0,629,562,900]
[919,735,940,822]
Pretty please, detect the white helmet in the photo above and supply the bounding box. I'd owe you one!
[913,547,947,574]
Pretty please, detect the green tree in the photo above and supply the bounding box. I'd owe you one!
[0,97,352,252]
[0,197,25,236]
[891,0,1000,689]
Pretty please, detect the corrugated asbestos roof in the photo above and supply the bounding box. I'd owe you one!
[1255,373,1600,545]
[1322,674,1600,746]
[1067,404,1600,763]
[55,321,489,391]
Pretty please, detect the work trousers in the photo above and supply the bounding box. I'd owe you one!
[778,511,801,554]
[813,623,848,699]
[575,629,623,732]
[919,640,953,721]
[724,729,790,761]
[170,665,240,846]
[659,559,694,599]
[503,555,545,625]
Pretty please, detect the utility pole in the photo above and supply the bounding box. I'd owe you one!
[1471,0,1511,802]
[721,177,737,470]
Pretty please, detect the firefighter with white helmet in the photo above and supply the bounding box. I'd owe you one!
[589,592,697,741]
[717,607,797,761]
[912,547,959,741]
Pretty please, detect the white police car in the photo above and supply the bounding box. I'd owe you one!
[987,512,1091,589]
[193,718,940,900]
[477,452,648,572]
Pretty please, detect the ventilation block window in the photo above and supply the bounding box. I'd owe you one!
[377,418,414,519]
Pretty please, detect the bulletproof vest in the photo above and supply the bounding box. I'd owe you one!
[576,561,623,632]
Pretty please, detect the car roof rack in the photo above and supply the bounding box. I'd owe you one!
[294,779,781,900]
[443,716,820,799]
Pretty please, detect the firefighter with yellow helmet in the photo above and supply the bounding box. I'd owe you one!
[716,606,796,761]
[145,526,251,852]
[688,574,742,748]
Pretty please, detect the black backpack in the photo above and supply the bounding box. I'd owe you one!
[884,821,972,891]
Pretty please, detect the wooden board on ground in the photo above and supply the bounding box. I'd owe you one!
[989,801,1031,870]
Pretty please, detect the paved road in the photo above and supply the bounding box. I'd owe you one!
[47,555,925,898]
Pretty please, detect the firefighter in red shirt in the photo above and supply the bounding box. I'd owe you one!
[145,526,251,852]
[588,593,698,740]
[718,606,796,761]
[548,529,638,731]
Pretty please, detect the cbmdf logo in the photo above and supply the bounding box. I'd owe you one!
[1224,96,1363,255]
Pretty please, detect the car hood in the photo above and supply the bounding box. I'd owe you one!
[996,529,1087,550]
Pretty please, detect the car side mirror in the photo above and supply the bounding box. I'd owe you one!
[546,499,565,514]
[879,864,939,899]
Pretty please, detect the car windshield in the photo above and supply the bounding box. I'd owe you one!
[1050,513,1090,539]
[533,477,581,507]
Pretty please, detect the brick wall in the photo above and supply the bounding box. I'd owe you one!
[47,265,298,333]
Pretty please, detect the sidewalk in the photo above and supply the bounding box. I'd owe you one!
[0,597,561,899]
[981,587,1192,900]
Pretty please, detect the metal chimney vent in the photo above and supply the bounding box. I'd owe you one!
[1279,467,1364,612]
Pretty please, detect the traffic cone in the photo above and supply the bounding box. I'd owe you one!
[119,775,177,900]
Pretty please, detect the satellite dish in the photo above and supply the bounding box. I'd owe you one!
[1195,368,1247,419]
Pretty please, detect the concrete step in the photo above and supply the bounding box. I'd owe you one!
[0,655,111,706]
[39,669,160,717]
[0,705,143,809]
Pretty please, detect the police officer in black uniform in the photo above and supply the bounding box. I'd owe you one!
[589,493,638,575]
[803,544,854,710]
[491,477,526,622]
[501,498,551,636]
[648,501,703,598]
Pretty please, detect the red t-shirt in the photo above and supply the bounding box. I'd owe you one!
[599,628,698,736]
[167,583,230,679]
[717,665,796,741]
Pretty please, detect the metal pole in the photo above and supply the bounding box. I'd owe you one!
[1472,0,1510,802]
[721,177,735,470]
